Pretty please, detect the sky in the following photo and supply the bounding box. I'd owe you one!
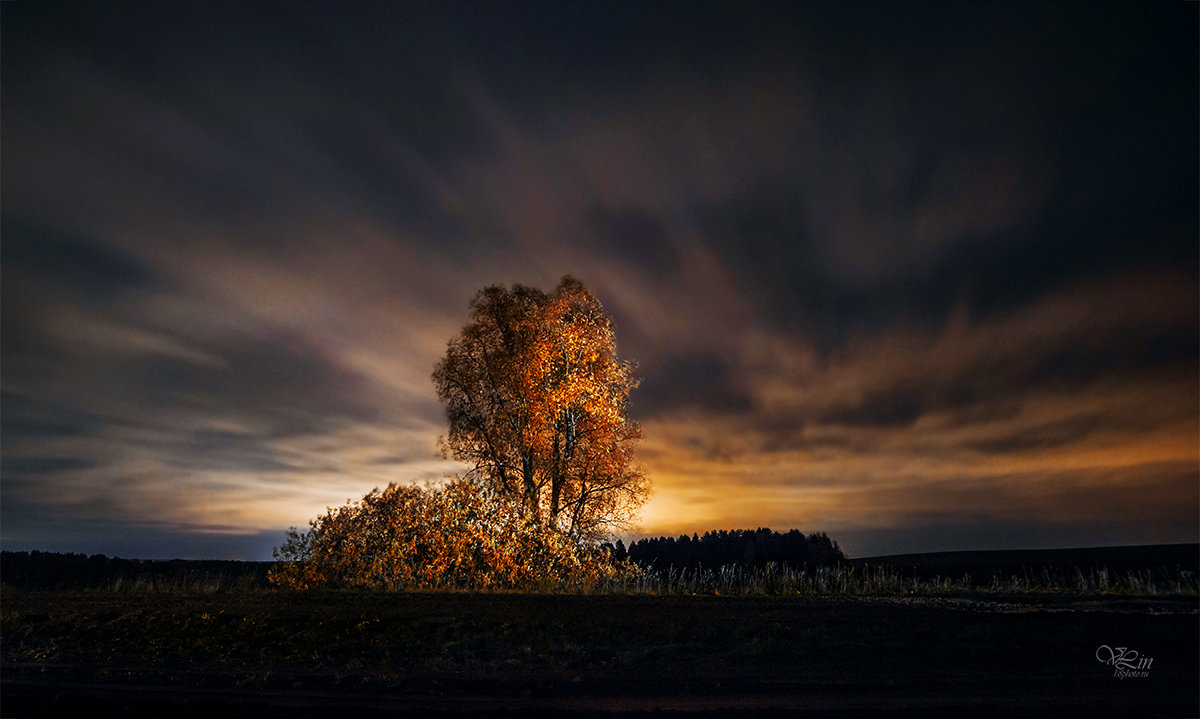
[2,1,1196,560]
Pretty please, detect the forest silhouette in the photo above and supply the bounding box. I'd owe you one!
[619,529,844,570]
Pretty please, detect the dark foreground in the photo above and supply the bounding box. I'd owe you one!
[3,591,1196,717]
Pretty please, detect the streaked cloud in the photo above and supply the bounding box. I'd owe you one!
[2,2,1194,558]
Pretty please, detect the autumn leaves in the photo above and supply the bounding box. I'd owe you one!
[272,277,649,590]
[433,276,648,541]
[268,479,634,590]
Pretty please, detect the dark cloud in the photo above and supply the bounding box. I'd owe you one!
[634,353,753,418]
[584,206,679,276]
[0,389,104,440]
[134,327,386,437]
[816,326,1198,433]
[696,182,834,337]
[171,431,307,474]
[820,389,926,430]
[964,416,1105,455]
[0,219,156,298]
[6,289,388,441]
[676,2,1197,346]
[2,1,1195,558]
[1,456,96,476]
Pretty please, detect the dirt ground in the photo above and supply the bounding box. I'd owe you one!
[3,591,1196,717]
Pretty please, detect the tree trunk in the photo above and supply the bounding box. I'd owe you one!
[549,412,577,532]
[522,452,539,524]
[550,429,562,531]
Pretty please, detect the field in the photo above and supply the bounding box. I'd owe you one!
[3,546,1197,717]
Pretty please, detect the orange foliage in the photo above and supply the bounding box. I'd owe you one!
[432,277,649,541]
[269,478,635,591]
[271,277,650,591]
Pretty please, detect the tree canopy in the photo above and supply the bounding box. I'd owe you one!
[432,277,649,541]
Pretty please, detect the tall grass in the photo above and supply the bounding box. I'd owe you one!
[79,561,1199,597]
[106,571,266,594]
[982,565,1199,596]
[576,562,1198,597]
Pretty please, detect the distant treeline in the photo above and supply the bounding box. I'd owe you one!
[615,529,845,569]
[0,551,273,590]
[847,543,1200,586]
[3,532,845,590]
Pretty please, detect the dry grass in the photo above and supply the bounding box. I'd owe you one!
[77,561,1199,598]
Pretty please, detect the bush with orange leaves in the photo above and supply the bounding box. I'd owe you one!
[269,477,639,591]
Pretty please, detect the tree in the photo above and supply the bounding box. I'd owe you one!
[432,276,649,541]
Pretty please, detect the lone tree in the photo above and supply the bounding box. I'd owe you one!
[433,276,649,541]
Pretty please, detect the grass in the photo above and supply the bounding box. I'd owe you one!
[581,562,1198,597]
[5,545,1195,597]
[65,561,1199,598]
[106,571,266,594]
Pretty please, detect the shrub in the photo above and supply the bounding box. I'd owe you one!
[269,477,637,591]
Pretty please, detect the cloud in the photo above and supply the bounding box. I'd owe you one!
[1,219,156,299]
[627,269,1197,550]
[634,353,753,417]
[0,389,104,440]
[0,500,284,560]
[2,1,1194,558]
[0,247,466,552]
[1,457,97,475]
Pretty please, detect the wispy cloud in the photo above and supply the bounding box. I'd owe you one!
[2,2,1194,558]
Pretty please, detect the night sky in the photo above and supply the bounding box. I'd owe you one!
[3,1,1196,559]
